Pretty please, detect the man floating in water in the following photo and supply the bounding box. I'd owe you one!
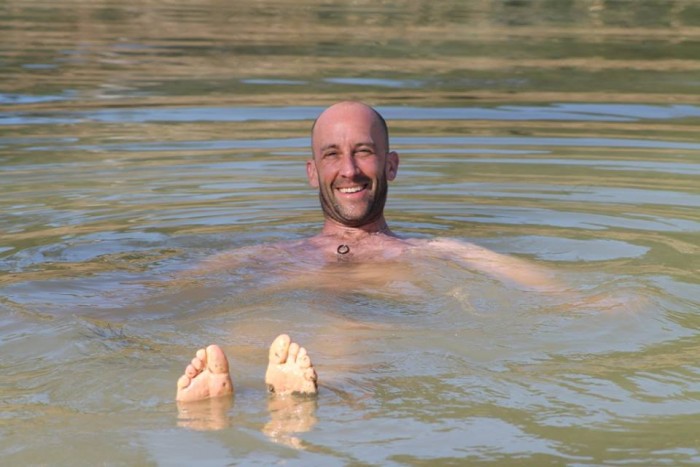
[176,100,559,403]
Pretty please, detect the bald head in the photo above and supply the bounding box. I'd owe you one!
[311,101,389,155]
[306,101,399,230]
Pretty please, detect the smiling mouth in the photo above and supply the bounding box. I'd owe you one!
[337,184,368,194]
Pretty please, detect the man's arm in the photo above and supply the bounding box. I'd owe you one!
[428,238,565,292]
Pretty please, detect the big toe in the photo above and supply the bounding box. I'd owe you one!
[205,344,229,374]
[269,334,291,364]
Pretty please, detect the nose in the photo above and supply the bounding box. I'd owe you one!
[338,153,360,178]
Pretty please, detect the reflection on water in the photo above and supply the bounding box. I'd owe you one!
[1,0,700,464]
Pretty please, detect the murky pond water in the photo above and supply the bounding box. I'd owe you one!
[2,0,700,464]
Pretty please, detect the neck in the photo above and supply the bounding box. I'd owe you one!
[320,217,394,239]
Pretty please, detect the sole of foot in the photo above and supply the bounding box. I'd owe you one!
[265,334,318,396]
[176,344,234,402]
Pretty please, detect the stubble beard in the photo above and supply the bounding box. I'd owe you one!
[318,176,388,228]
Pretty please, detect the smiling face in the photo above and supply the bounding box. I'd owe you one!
[307,102,399,230]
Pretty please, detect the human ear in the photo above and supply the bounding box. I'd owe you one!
[385,151,399,181]
[306,159,319,187]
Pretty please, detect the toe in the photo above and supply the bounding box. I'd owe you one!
[185,364,198,378]
[269,334,291,364]
[296,347,311,369]
[191,357,204,371]
[287,342,300,364]
[205,344,229,374]
[177,374,191,390]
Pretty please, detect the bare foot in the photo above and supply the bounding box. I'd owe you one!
[176,344,233,402]
[265,334,318,396]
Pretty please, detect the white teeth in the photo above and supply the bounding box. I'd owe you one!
[338,186,363,194]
